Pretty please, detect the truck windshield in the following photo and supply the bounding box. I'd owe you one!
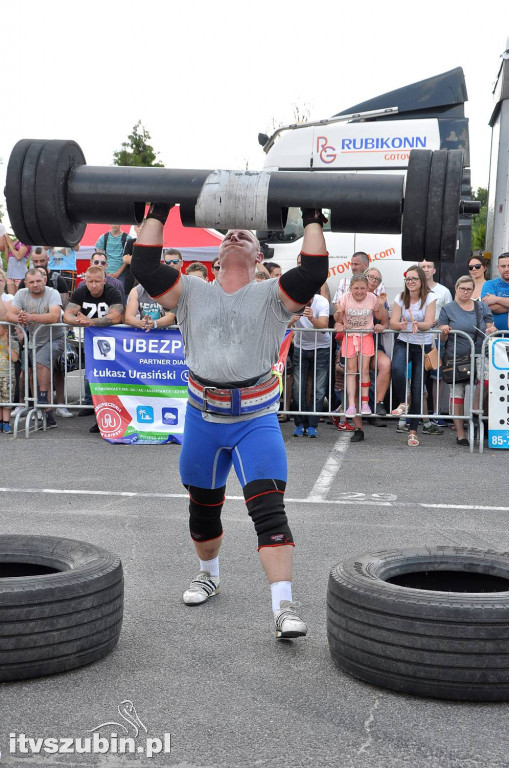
[260,208,331,244]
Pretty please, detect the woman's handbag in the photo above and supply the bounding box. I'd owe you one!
[442,354,473,384]
[442,301,481,384]
[407,306,441,371]
[424,345,441,371]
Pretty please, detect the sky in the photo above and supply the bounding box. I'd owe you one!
[1,0,508,231]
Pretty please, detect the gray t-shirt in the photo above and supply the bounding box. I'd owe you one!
[177,276,292,383]
[430,283,453,321]
[438,300,493,357]
[13,287,64,348]
[135,285,166,321]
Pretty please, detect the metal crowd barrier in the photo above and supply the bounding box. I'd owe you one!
[0,321,31,436]
[0,320,486,452]
[0,322,89,439]
[281,326,479,452]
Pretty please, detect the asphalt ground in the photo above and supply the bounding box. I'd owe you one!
[1,412,508,768]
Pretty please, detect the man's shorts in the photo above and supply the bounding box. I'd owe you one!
[180,403,288,489]
[0,374,15,402]
[29,338,65,369]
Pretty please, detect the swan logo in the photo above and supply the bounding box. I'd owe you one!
[8,700,170,758]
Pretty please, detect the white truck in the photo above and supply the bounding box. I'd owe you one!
[257,67,474,304]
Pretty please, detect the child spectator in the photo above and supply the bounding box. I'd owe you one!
[334,274,387,418]
[4,231,31,295]
[0,321,20,433]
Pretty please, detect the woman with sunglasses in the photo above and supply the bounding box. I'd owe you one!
[467,253,488,300]
[389,266,437,447]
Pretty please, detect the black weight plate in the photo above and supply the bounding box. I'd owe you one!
[20,140,47,245]
[423,150,448,261]
[401,150,432,261]
[4,139,35,244]
[440,150,463,263]
[35,140,87,247]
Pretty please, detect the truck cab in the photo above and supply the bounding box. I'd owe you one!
[257,68,473,304]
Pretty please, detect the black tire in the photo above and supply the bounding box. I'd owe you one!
[440,150,463,262]
[401,150,432,261]
[423,150,448,261]
[35,139,87,248]
[0,535,123,682]
[327,546,509,701]
[21,139,47,245]
[4,139,34,245]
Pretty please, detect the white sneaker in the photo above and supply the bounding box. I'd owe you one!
[11,406,25,417]
[183,571,219,605]
[274,600,307,639]
[56,407,73,418]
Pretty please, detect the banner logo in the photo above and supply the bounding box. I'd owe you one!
[137,405,154,424]
[93,337,116,360]
[162,408,179,425]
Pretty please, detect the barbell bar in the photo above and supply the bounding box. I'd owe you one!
[5,138,478,261]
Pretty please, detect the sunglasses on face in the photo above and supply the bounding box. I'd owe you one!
[212,265,220,271]
[165,259,181,265]
[468,264,483,270]
[92,260,107,266]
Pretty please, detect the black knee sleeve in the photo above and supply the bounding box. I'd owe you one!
[279,251,329,305]
[186,485,226,543]
[243,479,294,550]
[131,244,181,299]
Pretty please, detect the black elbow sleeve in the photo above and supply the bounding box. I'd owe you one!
[131,244,181,299]
[279,251,329,305]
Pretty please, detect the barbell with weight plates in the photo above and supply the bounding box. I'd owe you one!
[5,139,479,261]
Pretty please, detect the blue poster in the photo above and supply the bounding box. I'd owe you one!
[84,326,188,444]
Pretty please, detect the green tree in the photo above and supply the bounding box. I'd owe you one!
[471,187,487,251]
[113,121,164,167]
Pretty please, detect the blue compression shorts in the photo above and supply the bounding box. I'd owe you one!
[179,403,288,489]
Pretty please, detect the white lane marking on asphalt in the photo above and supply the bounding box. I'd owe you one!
[305,434,351,502]
[1,488,509,513]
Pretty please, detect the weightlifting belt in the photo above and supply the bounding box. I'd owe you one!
[188,372,280,417]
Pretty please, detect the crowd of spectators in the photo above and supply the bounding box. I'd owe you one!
[0,218,507,446]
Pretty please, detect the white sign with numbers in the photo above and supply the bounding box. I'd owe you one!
[488,338,509,449]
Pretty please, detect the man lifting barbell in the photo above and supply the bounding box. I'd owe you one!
[131,204,328,639]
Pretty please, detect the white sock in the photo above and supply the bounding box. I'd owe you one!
[271,581,292,612]
[199,557,219,578]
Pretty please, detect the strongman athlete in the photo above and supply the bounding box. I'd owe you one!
[131,205,328,638]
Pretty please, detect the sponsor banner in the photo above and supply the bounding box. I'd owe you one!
[84,327,188,445]
[312,119,441,169]
[488,338,509,449]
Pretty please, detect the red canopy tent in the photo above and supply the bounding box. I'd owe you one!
[76,206,223,280]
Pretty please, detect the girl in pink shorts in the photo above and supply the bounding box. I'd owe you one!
[334,274,379,415]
